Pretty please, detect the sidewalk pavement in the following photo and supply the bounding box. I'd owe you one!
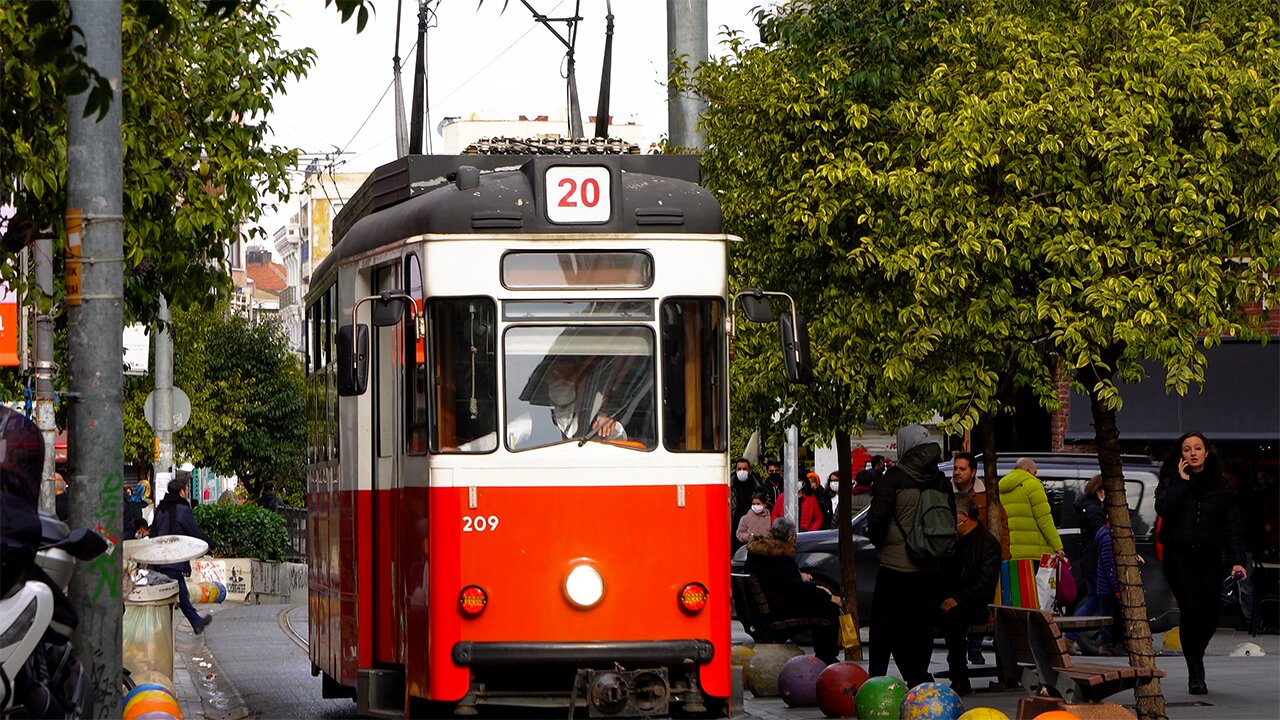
[172,603,1280,719]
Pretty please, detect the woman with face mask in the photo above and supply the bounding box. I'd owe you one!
[730,458,761,553]
[736,493,773,544]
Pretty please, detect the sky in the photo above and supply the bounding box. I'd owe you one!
[256,0,770,239]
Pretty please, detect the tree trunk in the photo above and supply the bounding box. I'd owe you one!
[1086,355,1167,720]
[835,430,862,660]
[978,414,1010,560]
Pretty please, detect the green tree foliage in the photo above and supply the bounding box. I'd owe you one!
[691,1,1279,713]
[192,502,288,561]
[0,0,315,322]
[123,304,305,502]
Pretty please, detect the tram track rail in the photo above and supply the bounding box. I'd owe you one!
[279,604,309,652]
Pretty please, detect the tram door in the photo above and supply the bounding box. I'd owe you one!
[370,262,402,664]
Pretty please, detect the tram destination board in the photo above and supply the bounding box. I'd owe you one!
[333,153,702,244]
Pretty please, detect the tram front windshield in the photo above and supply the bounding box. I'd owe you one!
[504,326,656,451]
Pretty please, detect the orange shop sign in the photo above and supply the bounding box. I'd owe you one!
[0,283,18,367]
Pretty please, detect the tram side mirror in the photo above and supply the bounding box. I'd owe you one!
[337,324,370,396]
[372,292,407,327]
[779,311,812,384]
[739,289,775,323]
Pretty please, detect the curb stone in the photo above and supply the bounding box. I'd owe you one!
[174,608,252,720]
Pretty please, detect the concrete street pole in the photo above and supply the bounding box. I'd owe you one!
[35,236,58,515]
[666,0,708,150]
[155,295,174,478]
[784,425,799,524]
[66,0,124,716]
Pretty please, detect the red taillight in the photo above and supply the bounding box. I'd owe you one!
[459,585,487,617]
[679,583,708,613]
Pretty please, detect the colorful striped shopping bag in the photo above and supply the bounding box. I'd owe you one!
[998,559,1039,608]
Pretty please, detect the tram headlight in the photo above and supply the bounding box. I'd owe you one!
[564,564,605,609]
[678,582,709,614]
[458,585,488,617]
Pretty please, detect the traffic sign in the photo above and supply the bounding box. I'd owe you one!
[144,387,192,432]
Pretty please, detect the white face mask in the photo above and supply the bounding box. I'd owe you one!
[546,375,577,406]
[750,505,767,515]
[735,470,749,481]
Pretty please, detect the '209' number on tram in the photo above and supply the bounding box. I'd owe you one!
[557,177,601,208]
[462,515,500,532]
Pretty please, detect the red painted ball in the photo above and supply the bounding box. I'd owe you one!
[816,661,870,717]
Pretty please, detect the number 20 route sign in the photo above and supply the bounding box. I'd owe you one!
[545,165,611,224]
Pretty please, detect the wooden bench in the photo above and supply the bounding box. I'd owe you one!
[991,605,1165,704]
[730,573,834,644]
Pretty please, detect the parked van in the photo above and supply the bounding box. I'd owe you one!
[942,453,1177,631]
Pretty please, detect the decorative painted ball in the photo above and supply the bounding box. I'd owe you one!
[816,661,870,718]
[899,681,964,720]
[854,676,909,720]
[778,654,828,707]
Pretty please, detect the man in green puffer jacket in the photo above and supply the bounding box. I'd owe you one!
[998,458,1065,562]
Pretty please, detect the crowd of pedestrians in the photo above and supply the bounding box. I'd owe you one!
[731,425,1274,699]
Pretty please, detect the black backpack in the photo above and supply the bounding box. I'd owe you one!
[893,485,957,561]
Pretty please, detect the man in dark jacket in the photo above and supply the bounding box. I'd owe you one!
[855,455,886,491]
[938,492,1001,695]
[867,425,955,687]
[761,459,785,507]
[151,474,214,634]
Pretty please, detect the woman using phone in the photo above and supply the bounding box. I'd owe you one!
[1155,432,1247,695]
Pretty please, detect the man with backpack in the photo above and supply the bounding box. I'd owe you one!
[867,425,956,687]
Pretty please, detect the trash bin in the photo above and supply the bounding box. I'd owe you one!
[121,534,209,684]
[123,575,179,681]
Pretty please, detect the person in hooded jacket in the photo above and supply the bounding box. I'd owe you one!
[999,457,1065,562]
[744,517,841,663]
[1155,432,1246,695]
[867,425,955,687]
[808,472,834,530]
[151,474,215,634]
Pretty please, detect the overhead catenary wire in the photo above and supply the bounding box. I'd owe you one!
[314,0,569,165]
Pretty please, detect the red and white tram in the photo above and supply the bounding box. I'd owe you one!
[304,152,791,717]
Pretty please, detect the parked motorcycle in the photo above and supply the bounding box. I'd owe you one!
[0,407,108,718]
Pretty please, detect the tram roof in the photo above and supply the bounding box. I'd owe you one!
[314,155,720,285]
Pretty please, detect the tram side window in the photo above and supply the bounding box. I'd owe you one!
[405,255,428,454]
[661,298,726,452]
[430,298,497,453]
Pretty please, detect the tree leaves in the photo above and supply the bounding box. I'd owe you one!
[1,0,316,325]
[692,0,1280,446]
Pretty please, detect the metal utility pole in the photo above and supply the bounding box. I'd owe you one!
[66,0,124,716]
[35,233,58,515]
[666,0,708,150]
[155,295,174,476]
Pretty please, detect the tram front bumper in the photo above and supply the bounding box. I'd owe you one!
[451,639,715,667]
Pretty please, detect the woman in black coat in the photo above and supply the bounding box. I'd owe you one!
[744,517,841,663]
[1155,432,1247,695]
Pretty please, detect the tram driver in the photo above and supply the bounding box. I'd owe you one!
[455,347,653,452]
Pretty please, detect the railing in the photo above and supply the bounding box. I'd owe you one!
[280,506,306,561]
